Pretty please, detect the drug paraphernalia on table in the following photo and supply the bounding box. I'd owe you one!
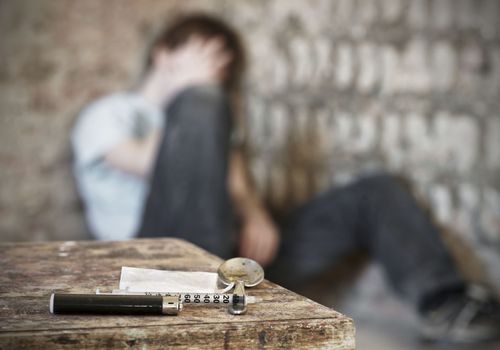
[116,258,264,315]
[49,257,264,316]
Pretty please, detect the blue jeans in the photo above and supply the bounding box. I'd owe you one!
[137,86,465,309]
[268,174,465,309]
[137,85,234,258]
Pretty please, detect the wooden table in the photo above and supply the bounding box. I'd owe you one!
[0,238,355,349]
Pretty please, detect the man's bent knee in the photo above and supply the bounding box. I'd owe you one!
[357,173,409,199]
[174,84,227,108]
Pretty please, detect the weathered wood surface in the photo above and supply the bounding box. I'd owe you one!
[0,238,355,349]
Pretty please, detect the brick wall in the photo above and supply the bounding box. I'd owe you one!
[0,0,499,287]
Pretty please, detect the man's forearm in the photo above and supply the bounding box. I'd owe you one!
[104,130,162,178]
[228,150,268,221]
[229,149,281,266]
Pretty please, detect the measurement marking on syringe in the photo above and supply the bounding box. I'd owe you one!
[116,291,250,304]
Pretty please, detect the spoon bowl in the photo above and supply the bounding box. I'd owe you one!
[217,257,264,288]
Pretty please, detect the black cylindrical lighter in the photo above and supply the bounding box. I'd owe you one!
[50,293,182,315]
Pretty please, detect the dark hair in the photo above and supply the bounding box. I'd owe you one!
[145,13,246,95]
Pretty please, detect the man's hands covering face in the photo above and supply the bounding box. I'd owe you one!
[163,36,232,94]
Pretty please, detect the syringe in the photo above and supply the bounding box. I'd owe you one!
[107,289,260,305]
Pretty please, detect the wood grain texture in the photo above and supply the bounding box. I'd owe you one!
[0,238,355,349]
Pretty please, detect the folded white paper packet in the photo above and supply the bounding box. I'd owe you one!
[119,266,220,294]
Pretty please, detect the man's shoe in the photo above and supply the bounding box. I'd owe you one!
[419,285,500,344]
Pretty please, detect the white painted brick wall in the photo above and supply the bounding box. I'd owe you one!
[335,43,355,89]
[486,118,500,170]
[431,42,457,91]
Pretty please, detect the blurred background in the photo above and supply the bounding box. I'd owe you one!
[0,0,499,348]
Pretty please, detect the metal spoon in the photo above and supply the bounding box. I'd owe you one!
[217,257,264,315]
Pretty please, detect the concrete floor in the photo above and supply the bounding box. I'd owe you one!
[303,263,500,350]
